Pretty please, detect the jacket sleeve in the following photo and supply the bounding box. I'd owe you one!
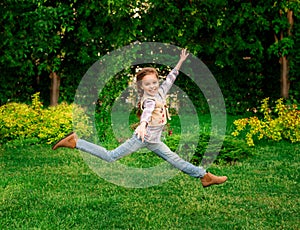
[159,68,179,97]
[140,98,156,124]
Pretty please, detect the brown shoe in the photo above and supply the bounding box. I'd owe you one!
[52,132,78,150]
[200,172,227,187]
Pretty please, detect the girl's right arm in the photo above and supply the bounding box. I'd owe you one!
[136,99,155,142]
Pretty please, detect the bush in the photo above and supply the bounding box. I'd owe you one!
[0,92,92,145]
[232,98,300,146]
[165,132,252,164]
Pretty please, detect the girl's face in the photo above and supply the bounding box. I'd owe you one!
[141,74,159,96]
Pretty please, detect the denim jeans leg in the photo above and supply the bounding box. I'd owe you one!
[147,142,206,178]
[76,135,144,162]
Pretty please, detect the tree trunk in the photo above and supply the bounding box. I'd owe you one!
[50,72,60,106]
[279,56,290,99]
[277,9,293,99]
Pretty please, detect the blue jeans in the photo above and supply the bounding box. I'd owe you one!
[76,135,206,178]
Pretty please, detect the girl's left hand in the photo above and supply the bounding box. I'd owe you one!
[174,49,189,71]
[180,48,189,62]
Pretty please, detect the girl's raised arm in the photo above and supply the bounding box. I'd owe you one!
[174,49,189,71]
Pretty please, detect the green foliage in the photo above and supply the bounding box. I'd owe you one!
[95,69,132,141]
[0,92,92,145]
[232,98,300,146]
[289,8,300,99]
[268,37,294,57]
[165,132,252,164]
[1,0,300,113]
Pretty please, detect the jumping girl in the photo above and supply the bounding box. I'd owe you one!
[52,49,227,187]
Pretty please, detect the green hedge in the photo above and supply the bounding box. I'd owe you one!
[232,98,300,146]
[0,92,251,163]
[0,93,92,145]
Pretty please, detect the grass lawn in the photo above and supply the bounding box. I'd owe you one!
[0,116,299,229]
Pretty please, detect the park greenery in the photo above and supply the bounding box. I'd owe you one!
[0,92,251,163]
[1,0,300,110]
[1,119,299,229]
[1,1,300,228]
[1,0,300,146]
[0,0,299,150]
[0,0,299,167]
[0,92,93,145]
[232,97,300,146]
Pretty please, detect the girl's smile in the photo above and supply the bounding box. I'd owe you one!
[141,74,159,96]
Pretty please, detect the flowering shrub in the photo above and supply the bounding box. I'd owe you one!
[0,92,92,145]
[232,98,300,146]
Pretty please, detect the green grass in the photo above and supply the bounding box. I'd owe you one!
[1,116,299,229]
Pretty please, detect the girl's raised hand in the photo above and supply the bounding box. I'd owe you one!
[180,48,189,62]
[175,48,189,71]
